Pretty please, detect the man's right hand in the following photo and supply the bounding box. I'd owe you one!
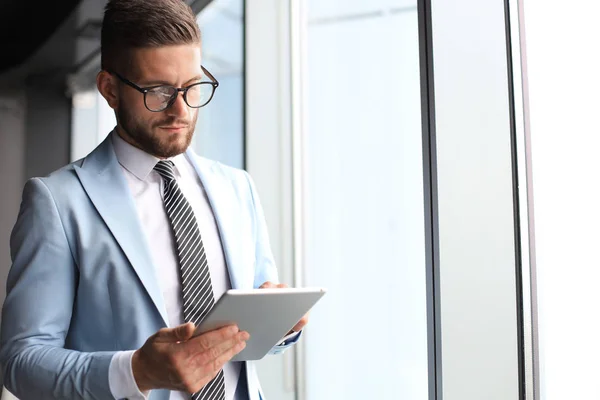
[132,322,249,393]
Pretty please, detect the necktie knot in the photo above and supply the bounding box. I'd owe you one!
[154,160,176,182]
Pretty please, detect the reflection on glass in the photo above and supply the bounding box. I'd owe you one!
[194,0,244,169]
[303,1,429,399]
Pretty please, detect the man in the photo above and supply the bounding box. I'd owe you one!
[0,1,307,399]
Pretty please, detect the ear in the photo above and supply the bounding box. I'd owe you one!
[97,70,119,110]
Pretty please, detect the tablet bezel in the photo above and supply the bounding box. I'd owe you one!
[192,287,326,361]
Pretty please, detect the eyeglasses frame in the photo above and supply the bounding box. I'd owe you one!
[109,66,219,112]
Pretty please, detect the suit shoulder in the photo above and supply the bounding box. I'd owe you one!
[214,161,248,181]
[191,154,249,182]
[30,158,85,195]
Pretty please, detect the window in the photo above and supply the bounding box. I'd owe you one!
[71,90,116,161]
[302,1,429,398]
[524,1,600,398]
[193,0,245,168]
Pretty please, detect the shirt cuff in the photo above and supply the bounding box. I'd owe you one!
[278,330,301,346]
[109,350,150,400]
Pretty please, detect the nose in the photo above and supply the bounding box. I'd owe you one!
[166,90,189,118]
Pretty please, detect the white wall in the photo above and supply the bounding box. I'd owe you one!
[0,92,26,326]
[431,0,521,398]
[523,1,600,399]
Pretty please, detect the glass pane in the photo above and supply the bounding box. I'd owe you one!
[523,1,600,399]
[71,91,99,161]
[303,1,428,399]
[70,91,115,162]
[194,0,244,169]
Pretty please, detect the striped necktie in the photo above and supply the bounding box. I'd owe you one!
[154,160,226,400]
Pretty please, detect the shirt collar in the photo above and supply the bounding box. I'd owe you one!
[111,130,184,181]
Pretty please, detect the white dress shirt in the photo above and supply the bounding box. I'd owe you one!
[108,132,243,400]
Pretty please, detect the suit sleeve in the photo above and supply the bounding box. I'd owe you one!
[243,172,302,355]
[0,178,115,400]
[243,172,279,288]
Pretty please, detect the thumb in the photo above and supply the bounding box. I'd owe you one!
[155,322,196,343]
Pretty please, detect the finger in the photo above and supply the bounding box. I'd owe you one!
[187,339,248,393]
[260,281,275,289]
[292,314,309,332]
[186,331,249,385]
[276,283,289,289]
[192,330,249,361]
[169,330,248,393]
[190,325,241,351]
[210,338,247,371]
[155,322,195,343]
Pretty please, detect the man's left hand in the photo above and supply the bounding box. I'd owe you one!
[259,281,309,333]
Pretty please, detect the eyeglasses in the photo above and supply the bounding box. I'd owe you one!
[110,66,219,112]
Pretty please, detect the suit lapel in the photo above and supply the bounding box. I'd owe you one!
[74,136,169,326]
[186,151,252,290]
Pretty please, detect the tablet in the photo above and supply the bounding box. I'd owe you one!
[193,287,326,361]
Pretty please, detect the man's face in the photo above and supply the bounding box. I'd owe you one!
[115,44,202,158]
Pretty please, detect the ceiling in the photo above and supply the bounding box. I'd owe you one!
[0,0,212,90]
[0,0,82,74]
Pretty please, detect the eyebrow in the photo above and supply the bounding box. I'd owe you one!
[138,75,204,87]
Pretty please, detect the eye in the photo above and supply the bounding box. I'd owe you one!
[148,86,175,99]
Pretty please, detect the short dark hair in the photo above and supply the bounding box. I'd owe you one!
[101,0,201,72]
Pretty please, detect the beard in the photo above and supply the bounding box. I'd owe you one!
[116,102,197,158]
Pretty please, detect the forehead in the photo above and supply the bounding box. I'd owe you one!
[129,44,202,83]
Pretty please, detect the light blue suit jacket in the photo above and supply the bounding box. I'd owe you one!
[0,135,296,400]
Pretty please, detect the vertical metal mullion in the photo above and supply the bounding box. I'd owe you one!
[417,0,443,399]
[503,0,527,398]
[505,0,540,398]
[242,0,247,171]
